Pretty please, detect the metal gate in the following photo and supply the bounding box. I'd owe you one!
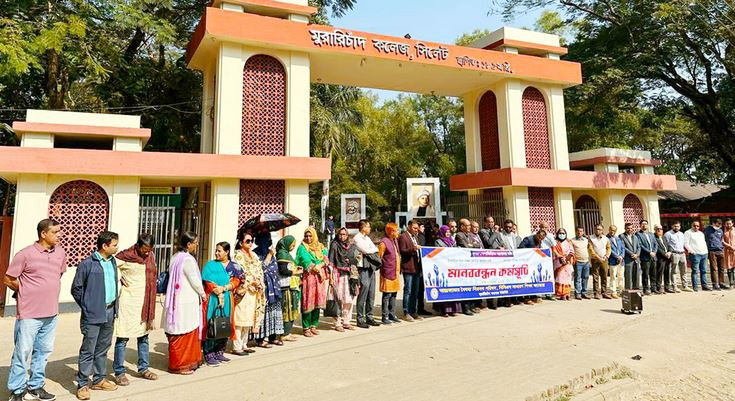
[445,189,507,223]
[574,195,602,235]
[139,198,176,274]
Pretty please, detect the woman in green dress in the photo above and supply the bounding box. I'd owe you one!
[296,227,329,337]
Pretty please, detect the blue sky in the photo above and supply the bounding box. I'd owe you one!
[333,0,547,100]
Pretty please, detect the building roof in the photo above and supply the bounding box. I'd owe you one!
[658,180,726,202]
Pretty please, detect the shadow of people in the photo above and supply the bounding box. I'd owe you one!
[43,355,84,396]
[118,341,169,374]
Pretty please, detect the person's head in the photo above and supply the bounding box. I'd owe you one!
[556,228,568,241]
[494,224,500,232]
[302,228,314,244]
[417,190,431,207]
[96,231,119,257]
[726,219,733,230]
[215,241,231,262]
[336,227,349,243]
[447,219,457,233]
[277,235,297,254]
[640,220,649,231]
[135,233,155,259]
[538,221,549,232]
[713,218,722,228]
[179,231,199,253]
[691,221,701,232]
[36,218,61,247]
[470,221,480,234]
[253,232,272,258]
[535,229,547,243]
[671,221,681,232]
[512,224,517,233]
[358,219,371,235]
[484,215,495,229]
[385,222,399,239]
[328,215,333,220]
[418,223,425,233]
[608,225,617,236]
[459,218,471,233]
[503,219,514,234]
[595,224,604,237]
[574,226,584,238]
[624,223,634,234]
[654,225,663,237]
[439,225,452,238]
[407,220,419,236]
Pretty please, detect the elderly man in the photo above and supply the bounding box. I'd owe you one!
[353,219,381,328]
[588,224,611,299]
[479,215,503,250]
[455,218,480,314]
[607,225,624,298]
[620,223,642,290]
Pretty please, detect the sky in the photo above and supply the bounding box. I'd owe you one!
[332,0,547,101]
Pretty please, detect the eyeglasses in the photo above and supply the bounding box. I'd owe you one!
[244,239,253,244]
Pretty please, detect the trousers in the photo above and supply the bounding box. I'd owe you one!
[356,268,376,323]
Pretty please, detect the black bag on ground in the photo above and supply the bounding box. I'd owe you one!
[324,285,342,318]
[207,305,233,339]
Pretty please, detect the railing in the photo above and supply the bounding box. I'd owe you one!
[574,208,603,236]
[445,191,507,223]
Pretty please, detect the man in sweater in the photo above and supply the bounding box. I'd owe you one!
[636,220,658,295]
[704,219,728,290]
[588,224,611,299]
[570,227,591,300]
[685,221,710,291]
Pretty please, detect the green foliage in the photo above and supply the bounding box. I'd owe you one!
[455,29,493,46]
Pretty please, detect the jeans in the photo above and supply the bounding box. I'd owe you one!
[77,307,114,388]
[689,253,709,289]
[574,262,591,296]
[381,292,397,320]
[7,316,58,395]
[402,272,420,315]
[624,261,640,290]
[113,335,149,375]
[356,268,376,323]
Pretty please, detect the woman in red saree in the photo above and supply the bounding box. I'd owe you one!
[552,228,575,300]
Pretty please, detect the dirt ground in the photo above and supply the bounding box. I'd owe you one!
[1,290,734,401]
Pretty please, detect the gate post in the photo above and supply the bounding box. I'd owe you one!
[0,216,14,316]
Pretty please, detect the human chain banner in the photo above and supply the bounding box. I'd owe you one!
[420,247,554,302]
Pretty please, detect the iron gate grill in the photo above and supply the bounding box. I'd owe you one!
[139,197,176,274]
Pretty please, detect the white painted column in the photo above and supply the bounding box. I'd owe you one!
[496,80,526,168]
[599,190,625,231]
[108,177,141,248]
[287,51,310,157]
[285,180,309,244]
[208,179,240,253]
[200,67,215,154]
[554,188,575,232]
[644,191,661,228]
[214,43,244,156]
[503,186,531,236]
[547,86,570,170]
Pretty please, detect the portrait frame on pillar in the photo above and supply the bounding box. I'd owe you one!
[341,194,366,234]
[406,177,441,225]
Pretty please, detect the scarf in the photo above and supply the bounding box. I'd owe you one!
[439,225,455,247]
[253,232,281,302]
[116,245,157,324]
[225,259,245,280]
[330,231,351,271]
[164,251,199,330]
[201,259,233,322]
[304,227,325,261]
[276,236,296,265]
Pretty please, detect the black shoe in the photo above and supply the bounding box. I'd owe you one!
[381,318,392,325]
[367,320,381,326]
[357,322,370,329]
[714,286,722,291]
[703,287,713,291]
[462,310,474,316]
[418,310,433,316]
[9,391,25,401]
[389,315,401,323]
[26,387,56,401]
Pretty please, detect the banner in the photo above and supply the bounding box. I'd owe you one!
[421,247,554,302]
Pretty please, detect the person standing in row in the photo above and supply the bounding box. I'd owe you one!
[588,224,611,299]
[398,221,422,322]
[379,223,402,325]
[723,219,735,287]
[570,227,591,300]
[72,231,120,400]
[112,234,159,386]
[704,219,728,290]
[433,225,463,317]
[353,220,381,328]
[664,221,689,292]
[552,228,575,300]
[455,219,481,313]
[162,232,205,375]
[607,225,624,298]
[328,228,357,331]
[252,232,284,347]
[685,221,710,291]
[5,219,66,401]
[276,236,302,341]
[620,223,641,290]
[232,231,265,350]
[297,227,328,336]
[636,220,658,295]
[200,242,238,365]
[479,216,502,250]
[654,225,672,294]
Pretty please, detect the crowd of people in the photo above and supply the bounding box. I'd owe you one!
[4,215,734,401]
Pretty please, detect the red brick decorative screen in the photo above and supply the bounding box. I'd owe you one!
[528,187,556,233]
[242,55,287,156]
[479,91,500,170]
[522,87,551,169]
[623,194,644,230]
[238,180,286,227]
[48,180,109,267]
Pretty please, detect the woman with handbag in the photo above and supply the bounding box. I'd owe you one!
[252,232,285,347]
[379,223,402,325]
[201,242,239,366]
[296,227,328,337]
[232,231,265,355]
[328,227,356,331]
[276,236,303,342]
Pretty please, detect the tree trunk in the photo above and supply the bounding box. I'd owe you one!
[320,149,331,232]
[45,49,66,109]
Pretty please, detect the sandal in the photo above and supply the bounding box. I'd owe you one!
[303,330,314,337]
[310,327,319,335]
[256,342,273,349]
[335,325,345,332]
[343,325,355,331]
[243,348,256,354]
[269,340,284,346]
[282,335,297,342]
[175,370,194,375]
[140,370,158,381]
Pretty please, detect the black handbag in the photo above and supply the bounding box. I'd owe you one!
[156,271,169,294]
[207,305,232,340]
[324,285,342,318]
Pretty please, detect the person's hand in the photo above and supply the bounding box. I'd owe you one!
[632,254,638,260]
[120,277,129,287]
[666,252,671,259]
[217,293,225,304]
[650,251,656,258]
[213,286,224,295]
[146,321,155,331]
[295,266,304,275]
[617,256,622,263]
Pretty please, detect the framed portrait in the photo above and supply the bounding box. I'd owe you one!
[340,194,366,234]
[406,178,441,223]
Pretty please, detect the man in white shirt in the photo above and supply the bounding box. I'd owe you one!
[664,221,690,291]
[684,221,711,291]
[353,219,381,328]
[589,224,612,299]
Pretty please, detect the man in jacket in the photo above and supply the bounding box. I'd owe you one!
[353,220,381,328]
[607,225,624,298]
[398,221,422,321]
[454,219,479,314]
[479,216,502,250]
[704,219,727,290]
[654,225,672,293]
[71,231,120,400]
[620,223,642,290]
[636,220,658,295]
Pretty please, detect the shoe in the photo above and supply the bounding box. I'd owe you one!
[113,373,130,386]
[90,379,117,391]
[683,287,691,292]
[581,294,590,300]
[418,310,433,316]
[367,320,381,327]
[410,313,423,320]
[575,295,582,300]
[204,355,220,367]
[381,318,392,325]
[9,391,26,401]
[231,350,249,356]
[26,387,56,401]
[720,284,730,290]
[357,322,370,329]
[602,294,611,299]
[643,290,651,296]
[335,325,345,332]
[76,386,90,400]
[462,310,474,316]
[594,294,602,300]
[714,286,722,291]
[693,287,700,292]
[216,352,231,364]
[403,314,414,322]
[523,299,534,305]
[703,287,712,291]
[389,315,401,323]
[533,298,542,303]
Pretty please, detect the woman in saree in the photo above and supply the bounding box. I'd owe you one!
[296,227,329,337]
[232,231,265,354]
[163,232,205,375]
[328,227,356,331]
[200,242,239,366]
[277,236,303,342]
[252,232,285,347]
[433,225,463,317]
[552,228,575,301]
[379,223,401,325]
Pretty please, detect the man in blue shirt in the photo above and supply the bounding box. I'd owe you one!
[704,219,728,290]
[607,225,625,298]
[71,231,120,400]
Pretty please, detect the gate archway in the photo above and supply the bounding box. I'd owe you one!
[574,194,602,235]
[622,194,644,230]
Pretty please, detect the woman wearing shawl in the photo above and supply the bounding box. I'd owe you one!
[552,228,575,300]
[379,223,402,324]
[328,227,356,331]
[232,231,265,354]
[277,236,303,342]
[162,232,205,375]
[200,242,239,365]
[433,225,463,317]
[251,232,285,347]
[296,227,328,337]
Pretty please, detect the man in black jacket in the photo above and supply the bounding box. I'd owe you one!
[71,231,120,400]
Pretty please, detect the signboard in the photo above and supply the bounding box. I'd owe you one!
[407,177,441,224]
[340,193,366,234]
[421,247,554,302]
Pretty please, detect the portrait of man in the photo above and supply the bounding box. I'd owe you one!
[410,185,436,218]
[345,198,361,222]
